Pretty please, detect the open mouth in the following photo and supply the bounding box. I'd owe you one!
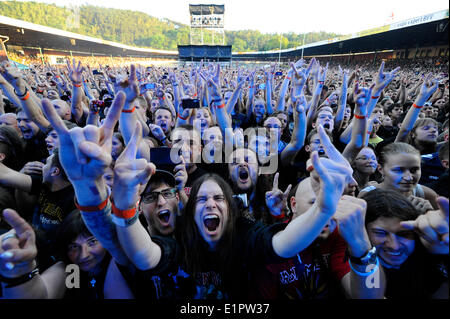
[200,120,208,128]
[159,123,167,130]
[47,144,54,152]
[323,123,330,130]
[20,128,33,138]
[238,167,249,184]
[157,210,171,224]
[203,214,220,232]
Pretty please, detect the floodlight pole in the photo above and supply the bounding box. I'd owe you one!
[278,33,282,64]
[301,33,306,59]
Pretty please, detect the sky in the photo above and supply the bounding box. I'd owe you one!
[13,0,450,35]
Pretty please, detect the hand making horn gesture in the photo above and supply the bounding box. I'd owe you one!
[112,122,155,211]
[265,172,292,218]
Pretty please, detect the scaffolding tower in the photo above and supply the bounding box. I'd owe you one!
[189,4,225,45]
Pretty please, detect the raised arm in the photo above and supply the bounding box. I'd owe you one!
[334,69,349,131]
[1,64,50,131]
[342,84,373,163]
[112,124,161,271]
[306,62,328,129]
[272,126,352,257]
[281,95,307,166]
[41,92,131,266]
[395,74,438,142]
[66,59,85,123]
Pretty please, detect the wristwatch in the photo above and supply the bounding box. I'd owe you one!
[349,247,378,266]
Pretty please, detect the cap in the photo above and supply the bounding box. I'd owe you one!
[143,169,176,194]
[423,102,432,106]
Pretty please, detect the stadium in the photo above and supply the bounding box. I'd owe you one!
[0,1,449,306]
[1,8,448,65]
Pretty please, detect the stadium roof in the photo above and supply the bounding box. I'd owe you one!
[0,9,448,60]
[235,9,449,59]
[0,15,178,58]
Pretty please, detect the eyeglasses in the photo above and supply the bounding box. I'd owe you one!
[141,188,177,203]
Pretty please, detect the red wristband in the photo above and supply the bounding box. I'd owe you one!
[272,211,286,220]
[178,113,188,120]
[215,103,226,109]
[73,83,82,88]
[111,200,137,219]
[318,81,324,84]
[371,95,380,99]
[412,103,422,109]
[354,114,365,119]
[122,106,136,113]
[75,196,109,212]
[21,91,31,101]
[307,164,314,172]
[286,77,291,80]
[367,130,372,135]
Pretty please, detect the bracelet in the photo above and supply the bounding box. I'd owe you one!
[318,81,324,84]
[14,88,28,98]
[111,212,139,227]
[412,103,422,109]
[122,106,136,113]
[307,164,314,172]
[73,83,82,88]
[215,103,226,109]
[354,114,365,119]
[349,257,379,277]
[75,196,109,212]
[371,95,380,99]
[286,77,291,80]
[111,199,137,220]
[178,113,188,120]
[0,268,40,288]
[367,130,372,135]
[20,91,31,101]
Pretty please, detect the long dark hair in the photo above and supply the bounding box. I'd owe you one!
[176,173,239,278]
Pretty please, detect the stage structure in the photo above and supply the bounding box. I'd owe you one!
[189,4,225,45]
[178,44,232,63]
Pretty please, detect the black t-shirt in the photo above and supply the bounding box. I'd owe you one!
[64,254,112,299]
[383,243,448,299]
[134,218,288,299]
[29,175,76,249]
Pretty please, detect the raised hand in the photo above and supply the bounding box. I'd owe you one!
[66,58,84,85]
[373,61,400,94]
[115,64,139,105]
[353,83,374,116]
[0,209,37,278]
[112,122,155,210]
[0,63,26,91]
[41,91,125,183]
[332,196,371,257]
[416,73,439,104]
[265,172,292,217]
[400,197,449,254]
[308,125,354,215]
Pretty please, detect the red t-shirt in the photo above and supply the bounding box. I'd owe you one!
[249,229,350,299]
